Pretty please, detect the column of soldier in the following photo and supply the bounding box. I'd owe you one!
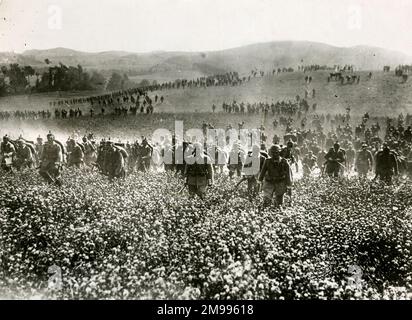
[1,112,411,207]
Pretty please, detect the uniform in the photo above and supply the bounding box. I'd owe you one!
[106,146,126,180]
[242,150,267,195]
[83,140,97,166]
[355,148,373,177]
[40,141,63,185]
[1,140,16,172]
[324,147,346,178]
[184,153,214,199]
[258,156,292,206]
[14,143,34,170]
[302,153,317,177]
[67,143,84,168]
[137,142,152,172]
[228,146,245,178]
[375,148,398,183]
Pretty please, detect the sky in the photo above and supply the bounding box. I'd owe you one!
[1,0,412,56]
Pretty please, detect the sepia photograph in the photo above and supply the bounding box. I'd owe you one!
[1,0,412,304]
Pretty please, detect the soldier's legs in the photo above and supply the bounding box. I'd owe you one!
[262,181,275,206]
[237,166,242,177]
[275,194,285,206]
[40,169,54,184]
[247,177,258,195]
[188,185,197,198]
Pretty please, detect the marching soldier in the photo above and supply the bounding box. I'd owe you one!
[14,139,34,170]
[281,140,298,172]
[258,145,293,207]
[82,136,97,167]
[35,136,44,166]
[241,145,268,196]
[1,135,16,172]
[39,132,63,186]
[106,142,127,181]
[228,143,245,179]
[137,138,153,172]
[324,142,346,178]
[67,139,84,168]
[302,151,318,177]
[375,143,398,183]
[184,143,214,200]
[355,143,373,178]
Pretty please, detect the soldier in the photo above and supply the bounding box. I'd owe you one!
[280,140,298,172]
[184,143,214,200]
[106,142,127,181]
[324,142,346,178]
[14,139,34,170]
[82,136,97,167]
[241,145,268,196]
[1,135,16,172]
[258,145,293,207]
[35,136,44,166]
[67,139,84,168]
[137,138,153,172]
[375,143,398,183]
[355,143,373,178]
[228,143,245,179]
[302,151,318,177]
[39,132,63,186]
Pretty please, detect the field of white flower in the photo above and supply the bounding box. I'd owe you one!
[1,170,412,300]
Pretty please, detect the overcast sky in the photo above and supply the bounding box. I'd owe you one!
[1,0,411,55]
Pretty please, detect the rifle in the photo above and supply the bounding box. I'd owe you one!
[176,184,187,195]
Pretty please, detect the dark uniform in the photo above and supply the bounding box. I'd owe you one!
[14,140,34,170]
[258,145,293,207]
[242,146,268,196]
[137,139,153,172]
[228,144,245,179]
[106,143,127,180]
[1,136,16,172]
[324,143,346,178]
[39,133,63,185]
[280,140,298,172]
[355,145,373,177]
[67,140,84,168]
[375,145,398,183]
[184,144,214,200]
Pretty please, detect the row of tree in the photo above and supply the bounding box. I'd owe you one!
[0,62,161,97]
[0,62,107,96]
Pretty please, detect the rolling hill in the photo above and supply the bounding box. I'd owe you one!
[1,41,411,80]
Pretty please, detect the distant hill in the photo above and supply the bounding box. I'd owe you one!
[1,41,411,79]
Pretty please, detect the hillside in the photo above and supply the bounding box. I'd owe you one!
[144,70,412,117]
[1,42,411,81]
[2,70,412,119]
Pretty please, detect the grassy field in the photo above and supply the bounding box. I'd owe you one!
[1,71,412,118]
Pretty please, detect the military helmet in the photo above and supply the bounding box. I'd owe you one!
[47,131,55,139]
[269,145,281,156]
[333,142,340,149]
[3,135,10,142]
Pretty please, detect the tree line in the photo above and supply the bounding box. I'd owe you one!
[0,61,155,97]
